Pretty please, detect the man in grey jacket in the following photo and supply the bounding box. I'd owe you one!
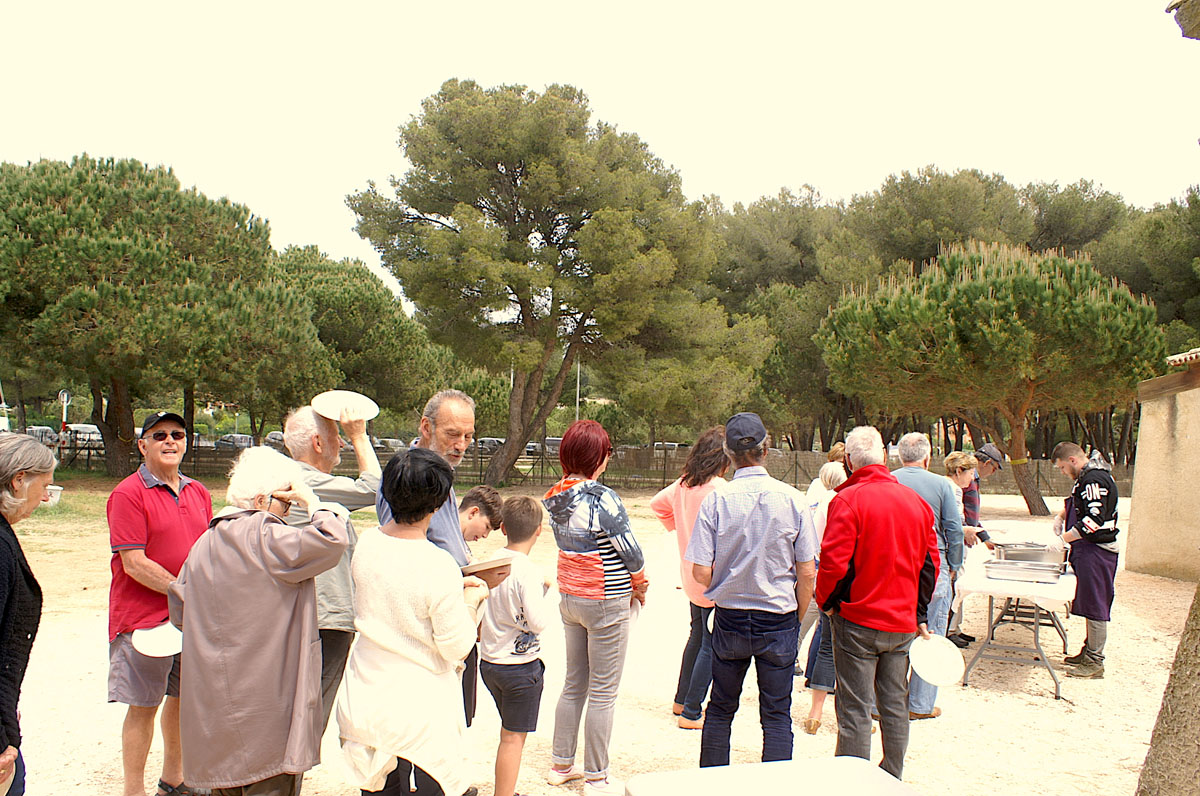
[284,405,382,731]
[893,432,962,720]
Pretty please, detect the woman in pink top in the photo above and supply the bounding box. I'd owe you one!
[649,428,729,730]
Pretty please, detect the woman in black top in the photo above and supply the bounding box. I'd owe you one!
[0,433,56,795]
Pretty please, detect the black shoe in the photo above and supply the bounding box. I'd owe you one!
[1064,646,1088,665]
[948,634,970,649]
[462,788,479,796]
[956,632,976,643]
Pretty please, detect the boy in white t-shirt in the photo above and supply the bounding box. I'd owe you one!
[480,496,552,796]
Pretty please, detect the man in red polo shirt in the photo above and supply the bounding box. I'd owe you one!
[107,412,212,796]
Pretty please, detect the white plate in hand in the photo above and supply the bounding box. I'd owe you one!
[311,390,380,422]
[132,622,183,658]
[909,634,965,686]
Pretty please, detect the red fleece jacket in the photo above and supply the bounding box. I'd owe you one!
[814,464,940,633]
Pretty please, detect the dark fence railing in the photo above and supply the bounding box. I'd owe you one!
[55,443,1134,497]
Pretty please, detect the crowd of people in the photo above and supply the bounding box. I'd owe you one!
[0,395,1124,795]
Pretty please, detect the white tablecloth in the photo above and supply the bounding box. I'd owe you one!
[625,756,920,796]
[952,560,1077,614]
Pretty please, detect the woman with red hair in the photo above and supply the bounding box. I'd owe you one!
[543,421,647,796]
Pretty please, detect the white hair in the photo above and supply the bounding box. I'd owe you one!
[283,406,335,459]
[423,390,475,424]
[844,426,886,469]
[818,460,848,490]
[0,433,57,517]
[897,432,932,465]
[226,446,306,510]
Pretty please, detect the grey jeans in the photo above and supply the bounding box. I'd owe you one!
[831,613,915,780]
[553,593,632,779]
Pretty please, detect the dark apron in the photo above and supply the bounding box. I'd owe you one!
[1065,497,1119,621]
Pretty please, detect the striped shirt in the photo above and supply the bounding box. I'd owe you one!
[544,478,645,600]
[685,466,817,613]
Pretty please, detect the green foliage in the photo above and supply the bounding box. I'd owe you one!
[820,242,1165,422]
[273,245,437,415]
[1089,187,1200,347]
[1022,179,1127,254]
[846,167,1034,268]
[349,79,727,482]
[713,187,840,313]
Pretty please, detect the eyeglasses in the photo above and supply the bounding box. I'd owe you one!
[270,495,292,513]
[606,447,614,457]
[150,430,187,442]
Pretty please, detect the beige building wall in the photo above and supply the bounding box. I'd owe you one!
[1127,386,1200,581]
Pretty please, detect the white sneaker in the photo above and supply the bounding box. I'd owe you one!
[584,777,625,796]
[547,765,584,786]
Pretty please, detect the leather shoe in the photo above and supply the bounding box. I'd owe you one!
[955,632,976,643]
[948,634,970,649]
[909,707,942,720]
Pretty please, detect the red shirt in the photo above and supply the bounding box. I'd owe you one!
[107,465,212,641]
[815,464,940,634]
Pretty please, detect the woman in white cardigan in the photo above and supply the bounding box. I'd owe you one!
[337,448,489,796]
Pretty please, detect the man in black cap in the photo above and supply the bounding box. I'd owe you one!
[106,411,213,796]
[685,412,817,767]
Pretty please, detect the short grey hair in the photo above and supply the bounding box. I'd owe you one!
[0,432,58,517]
[897,432,932,465]
[818,460,847,490]
[423,390,475,425]
[226,446,306,510]
[844,426,886,469]
[283,406,336,459]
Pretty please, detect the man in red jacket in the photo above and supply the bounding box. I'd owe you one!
[815,426,939,781]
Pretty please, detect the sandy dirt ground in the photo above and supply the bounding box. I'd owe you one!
[15,482,1195,796]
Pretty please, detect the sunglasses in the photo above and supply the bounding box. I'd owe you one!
[150,430,187,442]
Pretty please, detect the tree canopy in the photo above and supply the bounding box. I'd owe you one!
[349,79,737,483]
[818,241,1165,512]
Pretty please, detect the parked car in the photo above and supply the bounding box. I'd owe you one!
[478,437,505,454]
[265,431,286,450]
[524,440,542,456]
[66,423,104,449]
[215,433,254,450]
[376,438,406,452]
[544,437,563,455]
[25,426,59,446]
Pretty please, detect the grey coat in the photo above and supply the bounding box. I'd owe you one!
[168,507,348,788]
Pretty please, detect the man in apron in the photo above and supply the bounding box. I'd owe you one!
[1050,442,1121,679]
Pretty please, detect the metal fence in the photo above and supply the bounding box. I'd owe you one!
[56,443,1134,497]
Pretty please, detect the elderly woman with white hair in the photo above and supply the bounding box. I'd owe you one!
[168,446,349,796]
[0,433,56,795]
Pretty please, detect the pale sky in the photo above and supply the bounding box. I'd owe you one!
[4,1,1196,296]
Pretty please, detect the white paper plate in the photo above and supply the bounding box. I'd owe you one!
[132,622,183,658]
[311,390,380,422]
[909,634,965,686]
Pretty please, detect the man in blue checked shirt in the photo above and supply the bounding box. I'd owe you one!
[685,412,818,768]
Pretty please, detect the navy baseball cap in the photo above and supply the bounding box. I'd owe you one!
[725,412,767,452]
[141,412,186,437]
[975,443,1004,469]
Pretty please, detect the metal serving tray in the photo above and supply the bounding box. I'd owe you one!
[984,559,1064,584]
[993,542,1067,569]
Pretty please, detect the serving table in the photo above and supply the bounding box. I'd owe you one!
[951,559,1077,699]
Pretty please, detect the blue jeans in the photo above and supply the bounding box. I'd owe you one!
[908,561,951,714]
[673,603,714,721]
[699,607,798,767]
[11,749,24,796]
[805,612,836,692]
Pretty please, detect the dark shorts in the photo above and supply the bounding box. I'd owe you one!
[480,658,545,733]
[107,632,180,706]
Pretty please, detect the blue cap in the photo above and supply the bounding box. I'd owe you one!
[725,412,767,452]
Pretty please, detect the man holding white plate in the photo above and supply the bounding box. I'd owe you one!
[283,394,383,732]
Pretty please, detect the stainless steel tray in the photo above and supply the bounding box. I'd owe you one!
[993,542,1067,569]
[984,559,1063,584]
